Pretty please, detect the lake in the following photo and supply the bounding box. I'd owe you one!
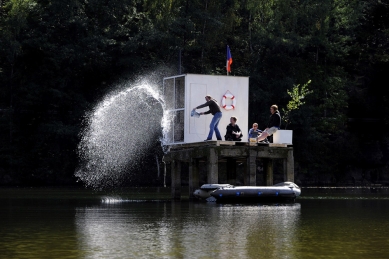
[0,186,388,259]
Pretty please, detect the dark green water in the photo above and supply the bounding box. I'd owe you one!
[0,187,388,259]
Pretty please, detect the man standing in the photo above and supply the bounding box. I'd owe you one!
[192,95,223,141]
[225,116,243,141]
[257,104,281,142]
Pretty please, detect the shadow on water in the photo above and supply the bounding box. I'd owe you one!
[299,186,389,200]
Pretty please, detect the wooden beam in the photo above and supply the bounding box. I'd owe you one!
[269,143,287,148]
[220,147,249,157]
[256,148,289,159]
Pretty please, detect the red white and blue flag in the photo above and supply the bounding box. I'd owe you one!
[226,45,233,73]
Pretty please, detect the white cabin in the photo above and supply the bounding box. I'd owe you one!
[163,74,249,145]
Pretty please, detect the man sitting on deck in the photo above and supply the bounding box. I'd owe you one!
[257,104,281,143]
[224,116,243,141]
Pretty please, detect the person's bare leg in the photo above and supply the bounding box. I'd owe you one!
[257,132,269,142]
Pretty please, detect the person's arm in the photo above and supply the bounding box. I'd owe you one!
[197,110,211,115]
[248,128,252,140]
[193,101,211,114]
[268,113,281,128]
[276,113,281,128]
[195,101,211,109]
[235,125,242,137]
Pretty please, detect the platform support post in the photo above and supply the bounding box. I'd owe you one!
[243,158,249,185]
[189,158,199,199]
[207,148,218,184]
[248,149,257,186]
[171,160,181,200]
[284,149,294,182]
[265,159,274,186]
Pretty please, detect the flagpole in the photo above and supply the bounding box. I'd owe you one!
[226,45,228,76]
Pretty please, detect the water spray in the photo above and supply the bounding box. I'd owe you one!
[75,75,173,190]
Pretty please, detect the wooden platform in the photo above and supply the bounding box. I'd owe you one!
[169,140,291,150]
[163,141,294,200]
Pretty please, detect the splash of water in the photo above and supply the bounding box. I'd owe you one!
[76,77,171,190]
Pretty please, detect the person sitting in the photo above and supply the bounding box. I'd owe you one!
[248,123,262,142]
[257,104,281,143]
[224,116,243,141]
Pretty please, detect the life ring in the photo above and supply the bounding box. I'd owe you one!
[222,93,236,110]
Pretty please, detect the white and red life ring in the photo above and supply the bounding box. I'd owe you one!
[222,93,236,110]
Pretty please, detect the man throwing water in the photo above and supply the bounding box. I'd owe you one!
[192,95,223,141]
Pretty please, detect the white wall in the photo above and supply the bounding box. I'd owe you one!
[184,74,249,143]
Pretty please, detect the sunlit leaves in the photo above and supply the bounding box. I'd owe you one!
[282,79,312,129]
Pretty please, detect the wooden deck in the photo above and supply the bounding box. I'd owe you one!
[169,140,291,149]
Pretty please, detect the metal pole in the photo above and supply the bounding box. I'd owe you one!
[178,49,182,74]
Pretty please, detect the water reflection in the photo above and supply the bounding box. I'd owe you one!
[75,201,301,259]
[2,188,389,258]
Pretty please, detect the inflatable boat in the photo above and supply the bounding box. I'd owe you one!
[193,182,301,203]
[193,184,234,200]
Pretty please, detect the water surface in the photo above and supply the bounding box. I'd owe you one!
[0,187,388,259]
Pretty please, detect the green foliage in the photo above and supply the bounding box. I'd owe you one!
[0,0,388,186]
[282,80,312,129]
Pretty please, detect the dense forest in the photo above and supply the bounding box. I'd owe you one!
[1,0,388,187]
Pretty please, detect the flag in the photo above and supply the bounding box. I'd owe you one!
[226,45,233,73]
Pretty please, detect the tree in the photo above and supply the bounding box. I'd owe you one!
[282,79,312,129]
